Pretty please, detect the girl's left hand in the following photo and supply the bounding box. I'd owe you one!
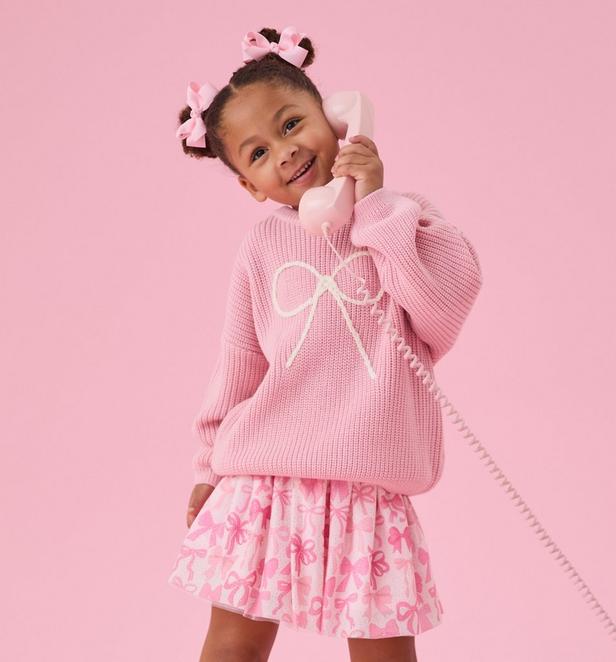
[330,134,384,203]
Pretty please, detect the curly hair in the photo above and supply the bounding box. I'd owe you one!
[177,28,321,176]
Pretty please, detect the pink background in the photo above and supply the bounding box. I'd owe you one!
[2,1,615,660]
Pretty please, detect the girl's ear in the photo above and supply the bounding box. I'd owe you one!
[237,175,267,203]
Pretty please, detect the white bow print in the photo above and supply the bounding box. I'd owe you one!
[271,251,385,379]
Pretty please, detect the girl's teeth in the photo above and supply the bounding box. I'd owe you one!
[291,158,313,181]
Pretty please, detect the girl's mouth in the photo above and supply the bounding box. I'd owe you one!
[287,156,317,186]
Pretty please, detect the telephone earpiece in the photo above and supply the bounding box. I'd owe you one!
[298,91,375,237]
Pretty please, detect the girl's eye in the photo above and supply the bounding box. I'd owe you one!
[250,118,301,162]
[285,118,301,132]
[251,148,266,162]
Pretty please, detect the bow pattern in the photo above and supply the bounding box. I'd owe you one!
[271,251,385,378]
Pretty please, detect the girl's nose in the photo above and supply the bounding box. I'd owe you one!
[280,145,299,166]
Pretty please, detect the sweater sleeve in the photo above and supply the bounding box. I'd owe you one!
[191,249,269,487]
[349,187,483,364]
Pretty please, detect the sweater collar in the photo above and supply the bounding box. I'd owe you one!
[271,204,301,224]
[270,204,352,240]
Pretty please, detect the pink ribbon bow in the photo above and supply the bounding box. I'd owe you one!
[369,618,400,638]
[336,554,371,592]
[241,25,309,68]
[388,524,414,553]
[176,81,219,148]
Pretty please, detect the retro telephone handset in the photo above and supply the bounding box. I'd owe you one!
[298,91,616,642]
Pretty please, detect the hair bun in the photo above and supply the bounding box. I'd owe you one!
[258,27,316,68]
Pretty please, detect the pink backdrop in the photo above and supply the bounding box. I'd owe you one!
[2,1,615,660]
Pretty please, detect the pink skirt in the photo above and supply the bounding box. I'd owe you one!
[167,475,444,639]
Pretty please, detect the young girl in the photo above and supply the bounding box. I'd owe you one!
[168,25,483,662]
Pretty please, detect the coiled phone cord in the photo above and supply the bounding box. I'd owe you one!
[320,222,616,643]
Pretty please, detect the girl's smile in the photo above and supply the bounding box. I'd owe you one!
[287,155,317,186]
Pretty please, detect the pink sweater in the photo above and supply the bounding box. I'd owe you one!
[190,187,483,495]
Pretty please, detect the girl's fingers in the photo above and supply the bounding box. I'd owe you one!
[348,134,379,155]
[332,157,372,171]
[334,154,373,164]
[335,143,373,160]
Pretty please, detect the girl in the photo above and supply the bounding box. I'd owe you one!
[168,25,483,662]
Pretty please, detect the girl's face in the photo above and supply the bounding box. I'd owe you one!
[221,83,340,210]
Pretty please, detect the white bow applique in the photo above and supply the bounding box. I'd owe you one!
[271,250,385,379]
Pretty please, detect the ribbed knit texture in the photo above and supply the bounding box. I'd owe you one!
[191,187,483,494]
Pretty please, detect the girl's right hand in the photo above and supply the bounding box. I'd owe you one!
[186,483,216,528]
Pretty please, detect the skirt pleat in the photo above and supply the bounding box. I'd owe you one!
[168,475,444,639]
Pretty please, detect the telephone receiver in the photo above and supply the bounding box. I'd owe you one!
[297,90,616,643]
[298,91,375,237]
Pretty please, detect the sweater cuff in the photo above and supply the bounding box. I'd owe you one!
[193,467,222,488]
[352,186,423,234]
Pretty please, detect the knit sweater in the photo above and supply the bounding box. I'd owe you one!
[190,186,483,495]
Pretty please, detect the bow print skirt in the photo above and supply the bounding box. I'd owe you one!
[167,475,444,639]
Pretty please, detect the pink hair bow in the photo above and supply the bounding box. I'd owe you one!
[176,81,219,148]
[241,25,309,68]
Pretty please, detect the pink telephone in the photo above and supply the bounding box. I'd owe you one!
[298,91,375,237]
[297,90,616,643]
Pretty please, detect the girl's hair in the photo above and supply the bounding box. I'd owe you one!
[177,27,321,176]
